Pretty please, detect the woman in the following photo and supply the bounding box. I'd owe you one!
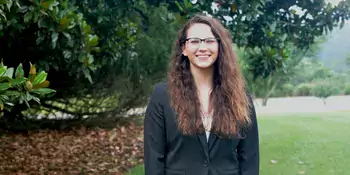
[144,14,259,175]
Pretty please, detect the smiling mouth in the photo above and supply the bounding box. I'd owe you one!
[196,55,211,59]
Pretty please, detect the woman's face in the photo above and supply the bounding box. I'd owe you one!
[182,23,219,70]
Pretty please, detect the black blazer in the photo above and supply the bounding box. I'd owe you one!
[144,83,259,175]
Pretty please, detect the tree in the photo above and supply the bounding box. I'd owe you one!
[239,42,306,106]
[0,0,180,120]
[1,0,350,122]
[148,0,350,78]
[311,80,336,104]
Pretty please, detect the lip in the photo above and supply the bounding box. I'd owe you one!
[196,55,211,57]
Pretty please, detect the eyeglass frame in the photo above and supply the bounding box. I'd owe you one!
[183,37,220,47]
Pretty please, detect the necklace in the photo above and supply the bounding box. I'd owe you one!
[200,108,213,132]
[197,87,214,132]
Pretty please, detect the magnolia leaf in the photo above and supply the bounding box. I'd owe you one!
[31,88,56,95]
[24,12,32,23]
[15,63,25,79]
[3,68,14,78]
[51,32,59,49]
[4,90,20,97]
[0,100,3,111]
[32,71,47,85]
[0,66,6,76]
[29,63,36,82]
[10,77,26,86]
[0,83,11,91]
[32,80,50,89]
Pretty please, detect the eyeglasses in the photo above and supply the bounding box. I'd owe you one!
[185,37,219,48]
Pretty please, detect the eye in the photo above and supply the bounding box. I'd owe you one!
[190,39,201,44]
[206,38,217,44]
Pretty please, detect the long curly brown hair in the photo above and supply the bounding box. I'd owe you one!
[167,14,251,138]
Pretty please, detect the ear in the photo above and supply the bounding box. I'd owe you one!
[182,45,188,56]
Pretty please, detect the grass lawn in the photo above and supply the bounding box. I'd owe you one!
[126,111,350,175]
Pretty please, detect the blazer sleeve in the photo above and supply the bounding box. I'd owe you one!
[144,84,166,175]
[237,94,260,175]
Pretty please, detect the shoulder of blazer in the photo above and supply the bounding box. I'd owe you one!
[150,82,169,105]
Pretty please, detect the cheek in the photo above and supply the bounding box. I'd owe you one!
[209,47,219,55]
[187,48,199,56]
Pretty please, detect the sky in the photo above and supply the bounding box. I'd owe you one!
[326,0,343,5]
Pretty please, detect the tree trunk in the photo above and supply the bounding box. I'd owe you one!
[262,98,268,106]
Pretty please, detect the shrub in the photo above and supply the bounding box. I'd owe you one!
[344,83,350,95]
[311,81,336,104]
[282,83,294,97]
[294,83,314,96]
[0,62,55,116]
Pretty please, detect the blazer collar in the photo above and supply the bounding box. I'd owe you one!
[196,130,219,159]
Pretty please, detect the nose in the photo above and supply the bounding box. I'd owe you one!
[197,41,208,51]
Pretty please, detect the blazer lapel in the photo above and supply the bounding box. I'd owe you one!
[196,132,209,158]
[208,132,218,153]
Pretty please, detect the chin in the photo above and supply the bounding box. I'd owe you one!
[195,62,215,69]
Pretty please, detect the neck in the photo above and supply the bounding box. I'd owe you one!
[190,65,214,91]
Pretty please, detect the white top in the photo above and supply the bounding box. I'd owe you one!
[202,114,212,142]
[205,131,210,141]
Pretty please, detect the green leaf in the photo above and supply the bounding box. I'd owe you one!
[22,95,30,108]
[270,22,277,32]
[59,16,69,29]
[175,1,184,12]
[51,32,58,49]
[25,91,32,101]
[0,94,9,101]
[0,100,3,111]
[15,63,24,79]
[62,32,73,46]
[0,66,6,76]
[0,77,11,83]
[36,35,44,44]
[3,68,14,78]
[31,95,40,104]
[82,67,92,83]
[4,101,14,107]
[41,0,59,11]
[0,0,6,5]
[38,18,48,28]
[3,90,20,97]
[0,83,11,91]
[87,35,99,47]
[24,12,32,23]
[63,50,72,59]
[184,0,192,9]
[10,77,26,86]
[7,0,13,11]
[82,21,92,34]
[0,9,6,20]
[32,71,47,85]
[31,88,56,95]
[281,34,287,41]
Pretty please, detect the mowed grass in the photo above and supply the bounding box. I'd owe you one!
[127,111,350,175]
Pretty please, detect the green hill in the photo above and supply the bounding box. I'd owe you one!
[316,21,350,73]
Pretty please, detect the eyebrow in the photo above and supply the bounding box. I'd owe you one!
[186,36,216,39]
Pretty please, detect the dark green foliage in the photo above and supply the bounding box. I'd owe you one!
[0,0,179,121]
[0,62,55,117]
[1,0,349,123]
[344,83,350,95]
[150,0,350,78]
[294,83,314,96]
